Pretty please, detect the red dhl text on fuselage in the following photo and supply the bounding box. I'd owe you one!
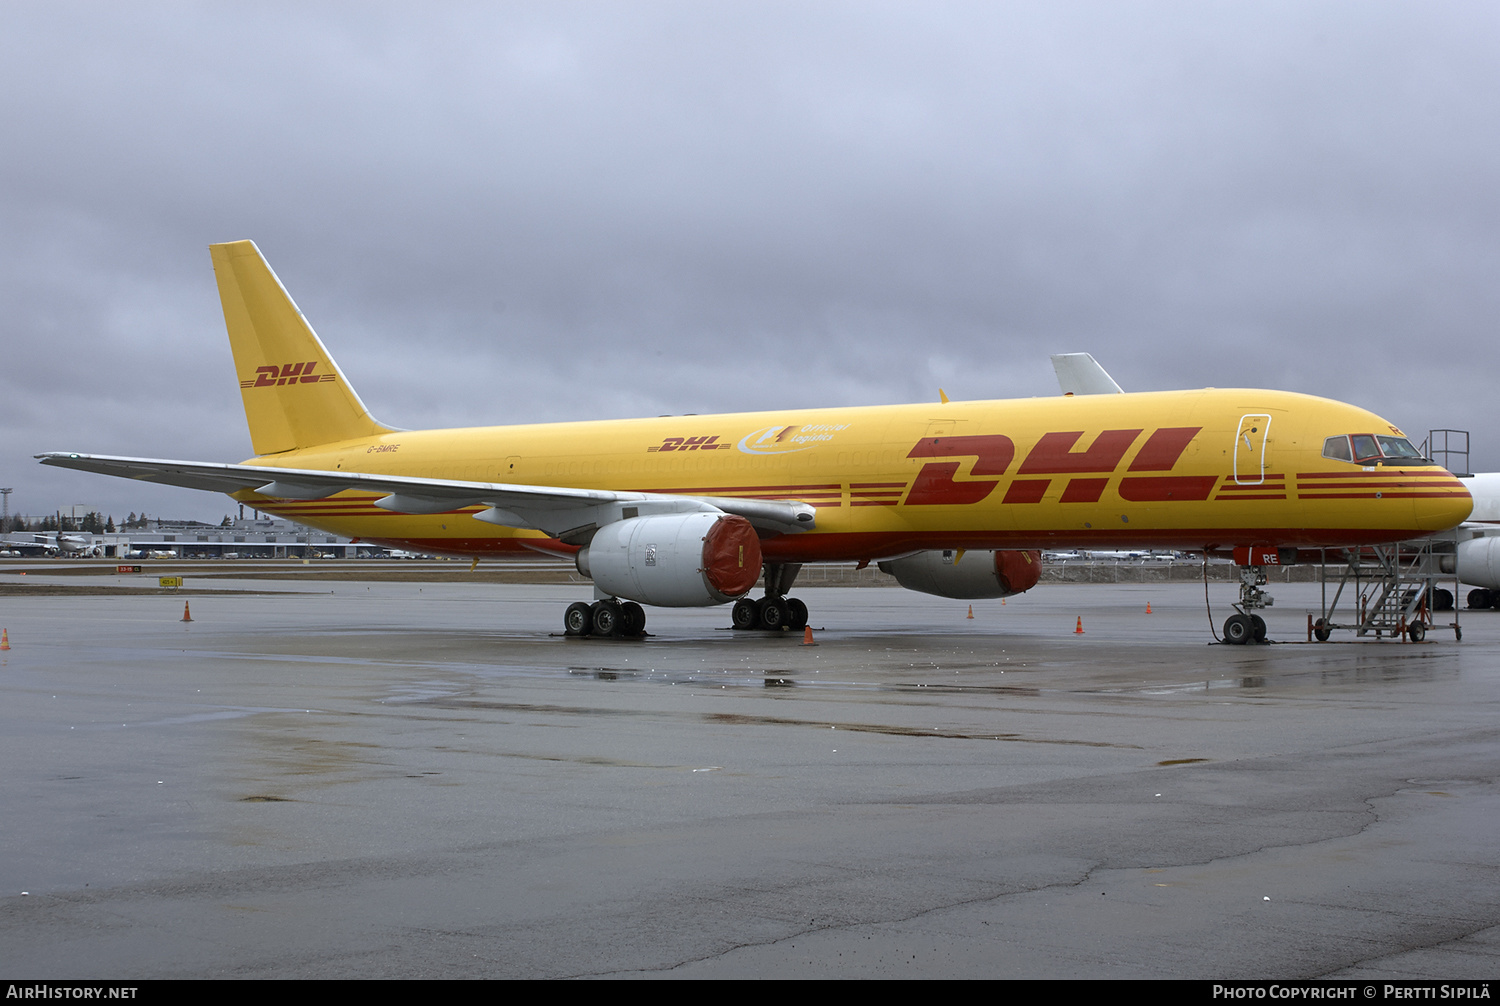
[234,388,1472,560]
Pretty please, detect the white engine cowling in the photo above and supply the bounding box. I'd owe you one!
[576,512,762,607]
[1456,535,1500,590]
[879,549,1042,599]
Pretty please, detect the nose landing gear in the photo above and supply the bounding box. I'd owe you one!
[1221,564,1273,645]
[1223,611,1268,645]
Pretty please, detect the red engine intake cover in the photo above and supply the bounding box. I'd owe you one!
[996,549,1042,593]
[701,515,762,598]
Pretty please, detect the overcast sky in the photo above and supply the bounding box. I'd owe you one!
[2,1,1496,523]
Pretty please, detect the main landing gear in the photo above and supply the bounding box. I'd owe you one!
[563,599,647,638]
[731,562,810,632]
[1221,565,1272,645]
[730,594,809,632]
[559,562,813,638]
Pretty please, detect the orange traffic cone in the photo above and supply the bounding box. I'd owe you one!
[801,626,817,646]
[1074,616,1084,634]
[1146,601,1152,614]
[181,602,193,623]
[1,628,9,650]
[967,605,974,619]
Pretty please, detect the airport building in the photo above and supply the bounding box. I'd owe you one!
[0,513,392,559]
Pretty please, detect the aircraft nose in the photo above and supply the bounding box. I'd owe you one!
[1413,472,1473,532]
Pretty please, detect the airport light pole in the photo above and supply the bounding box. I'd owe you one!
[0,488,11,532]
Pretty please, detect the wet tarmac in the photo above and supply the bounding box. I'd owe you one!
[1,578,1497,978]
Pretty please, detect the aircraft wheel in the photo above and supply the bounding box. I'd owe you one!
[1467,589,1493,610]
[731,597,759,630]
[620,601,646,637]
[1251,614,1267,643]
[591,600,622,637]
[786,597,809,631]
[1313,618,1331,642]
[1223,614,1252,645]
[758,595,787,631]
[1433,588,1454,612]
[564,602,593,636]
[1408,620,1426,643]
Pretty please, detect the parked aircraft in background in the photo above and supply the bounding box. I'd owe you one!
[1435,472,1500,609]
[0,532,102,557]
[39,242,1472,642]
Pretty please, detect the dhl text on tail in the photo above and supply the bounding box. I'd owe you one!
[39,241,1472,639]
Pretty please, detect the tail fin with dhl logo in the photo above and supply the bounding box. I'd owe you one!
[211,240,393,455]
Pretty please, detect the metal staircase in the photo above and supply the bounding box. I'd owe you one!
[1312,539,1461,643]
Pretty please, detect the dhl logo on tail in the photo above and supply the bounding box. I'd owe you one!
[240,361,337,388]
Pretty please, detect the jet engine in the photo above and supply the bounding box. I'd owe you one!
[879,549,1042,599]
[1456,535,1500,591]
[575,512,761,607]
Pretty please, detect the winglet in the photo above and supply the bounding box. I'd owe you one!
[1051,353,1124,396]
[211,241,393,454]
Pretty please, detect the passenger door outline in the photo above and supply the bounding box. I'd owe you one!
[1234,414,1271,485]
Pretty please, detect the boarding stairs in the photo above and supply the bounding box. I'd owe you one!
[1313,540,1461,642]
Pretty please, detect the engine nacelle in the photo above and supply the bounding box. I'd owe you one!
[1456,535,1500,590]
[575,512,762,607]
[878,549,1042,599]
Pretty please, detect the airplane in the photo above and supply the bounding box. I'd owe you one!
[0,531,102,557]
[38,241,1473,643]
[1431,471,1500,609]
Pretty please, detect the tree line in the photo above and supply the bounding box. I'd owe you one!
[1,512,235,534]
[2,512,121,533]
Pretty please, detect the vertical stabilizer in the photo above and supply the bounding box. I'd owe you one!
[1051,353,1125,396]
[211,241,392,455]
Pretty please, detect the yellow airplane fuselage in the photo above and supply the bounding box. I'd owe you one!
[235,387,1472,561]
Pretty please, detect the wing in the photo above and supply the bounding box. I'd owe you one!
[35,453,817,543]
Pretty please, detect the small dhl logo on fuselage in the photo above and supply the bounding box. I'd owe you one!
[904,427,1208,506]
[240,362,337,388]
[648,435,731,452]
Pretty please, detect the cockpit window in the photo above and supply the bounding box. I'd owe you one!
[1377,436,1423,459]
[1322,433,1430,465]
[1322,436,1352,462]
[1350,435,1381,462]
